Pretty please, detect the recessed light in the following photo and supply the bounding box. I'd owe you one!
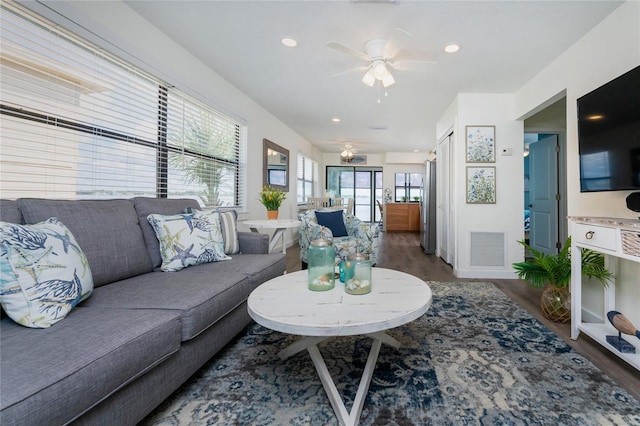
[587,114,604,121]
[444,44,460,53]
[281,37,298,48]
[413,149,420,153]
[332,118,341,122]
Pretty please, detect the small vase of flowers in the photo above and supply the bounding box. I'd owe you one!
[259,185,287,219]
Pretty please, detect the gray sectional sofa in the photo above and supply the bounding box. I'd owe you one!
[0,197,286,425]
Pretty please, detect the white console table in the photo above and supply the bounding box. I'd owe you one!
[569,216,640,370]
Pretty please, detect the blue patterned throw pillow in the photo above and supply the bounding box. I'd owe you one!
[0,218,94,328]
[147,210,230,272]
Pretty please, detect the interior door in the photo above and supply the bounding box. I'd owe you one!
[529,134,559,254]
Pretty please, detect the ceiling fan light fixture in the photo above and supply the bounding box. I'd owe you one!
[382,72,395,87]
[373,61,387,80]
[362,68,376,86]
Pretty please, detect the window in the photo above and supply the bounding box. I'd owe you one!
[395,173,423,202]
[297,153,317,203]
[326,166,382,221]
[0,2,246,208]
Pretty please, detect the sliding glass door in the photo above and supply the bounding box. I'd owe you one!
[326,166,382,222]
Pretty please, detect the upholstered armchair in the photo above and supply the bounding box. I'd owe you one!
[298,209,380,267]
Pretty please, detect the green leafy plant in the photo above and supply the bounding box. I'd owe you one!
[512,236,613,289]
[401,196,409,202]
[259,185,287,210]
[413,196,420,202]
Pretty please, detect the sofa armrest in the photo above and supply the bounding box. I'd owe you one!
[238,231,269,254]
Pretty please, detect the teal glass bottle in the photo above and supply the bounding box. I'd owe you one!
[308,239,335,291]
[344,253,371,295]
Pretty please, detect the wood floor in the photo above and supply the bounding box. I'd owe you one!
[285,230,640,402]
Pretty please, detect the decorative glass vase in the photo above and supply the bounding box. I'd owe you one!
[308,239,335,291]
[344,253,371,295]
[540,285,571,323]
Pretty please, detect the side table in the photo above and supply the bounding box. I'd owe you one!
[241,219,301,255]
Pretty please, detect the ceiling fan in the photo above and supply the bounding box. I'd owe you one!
[340,144,356,161]
[327,37,436,88]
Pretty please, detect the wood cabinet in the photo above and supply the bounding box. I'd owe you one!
[384,203,420,232]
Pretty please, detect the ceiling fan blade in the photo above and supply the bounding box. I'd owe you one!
[326,41,370,62]
[388,59,437,70]
[332,65,369,78]
[388,49,436,70]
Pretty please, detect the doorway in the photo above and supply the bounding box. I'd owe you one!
[523,98,567,255]
[525,133,561,254]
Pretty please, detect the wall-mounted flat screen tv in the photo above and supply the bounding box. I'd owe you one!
[578,65,640,192]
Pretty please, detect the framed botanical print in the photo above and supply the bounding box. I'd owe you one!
[466,166,496,204]
[466,125,496,163]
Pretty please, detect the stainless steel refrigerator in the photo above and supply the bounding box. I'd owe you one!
[420,160,437,254]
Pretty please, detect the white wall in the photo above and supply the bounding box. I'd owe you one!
[437,94,525,278]
[515,0,640,325]
[20,0,315,225]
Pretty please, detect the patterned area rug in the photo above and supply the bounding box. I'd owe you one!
[142,281,640,425]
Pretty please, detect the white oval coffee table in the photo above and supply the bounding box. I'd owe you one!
[247,268,432,426]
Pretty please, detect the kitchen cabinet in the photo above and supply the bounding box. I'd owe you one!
[384,203,420,232]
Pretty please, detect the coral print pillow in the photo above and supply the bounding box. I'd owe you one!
[147,210,230,272]
[0,218,94,328]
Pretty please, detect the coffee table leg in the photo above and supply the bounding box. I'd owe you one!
[304,333,394,426]
[278,336,328,360]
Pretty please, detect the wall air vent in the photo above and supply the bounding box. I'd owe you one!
[470,232,505,267]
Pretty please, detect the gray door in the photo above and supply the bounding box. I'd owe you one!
[529,134,559,254]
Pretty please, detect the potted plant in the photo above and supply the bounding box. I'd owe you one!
[413,196,420,202]
[259,185,287,219]
[512,236,613,323]
[401,195,409,202]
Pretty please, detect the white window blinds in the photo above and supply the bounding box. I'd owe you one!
[0,2,246,207]
[296,153,318,203]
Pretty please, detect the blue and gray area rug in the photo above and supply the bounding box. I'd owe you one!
[143,281,640,425]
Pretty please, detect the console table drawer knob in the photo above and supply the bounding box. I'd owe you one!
[585,231,594,240]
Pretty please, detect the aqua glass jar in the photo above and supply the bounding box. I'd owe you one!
[308,239,335,291]
[344,253,371,295]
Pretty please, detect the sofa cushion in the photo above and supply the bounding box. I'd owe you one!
[0,218,93,328]
[79,265,252,341]
[133,197,201,268]
[315,210,348,237]
[203,252,286,288]
[0,307,181,426]
[0,199,21,224]
[17,199,153,287]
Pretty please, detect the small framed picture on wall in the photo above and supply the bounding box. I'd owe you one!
[466,166,496,204]
[466,125,496,163]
